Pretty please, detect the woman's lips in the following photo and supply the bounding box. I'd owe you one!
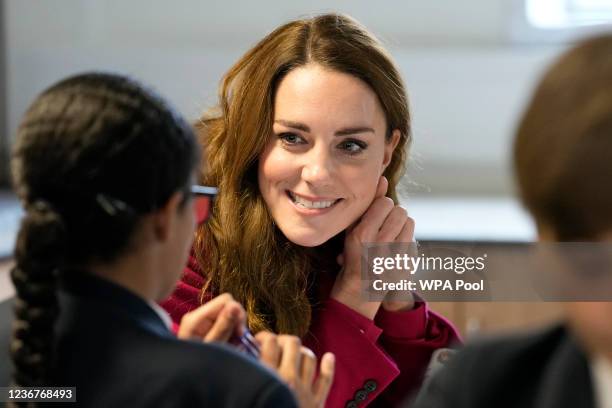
[286,190,342,214]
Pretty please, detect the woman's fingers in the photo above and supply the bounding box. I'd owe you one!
[377,206,408,242]
[356,196,395,239]
[177,292,240,340]
[256,331,281,370]
[375,175,389,199]
[351,175,392,240]
[300,346,317,385]
[203,301,245,342]
[277,336,302,389]
[397,216,416,243]
[253,333,334,408]
[342,176,392,250]
[314,352,335,406]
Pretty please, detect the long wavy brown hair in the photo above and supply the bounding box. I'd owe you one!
[194,13,412,336]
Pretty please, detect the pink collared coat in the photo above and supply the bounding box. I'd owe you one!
[161,255,461,407]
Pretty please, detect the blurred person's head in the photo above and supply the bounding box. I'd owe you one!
[196,13,410,335]
[10,72,199,388]
[513,34,612,361]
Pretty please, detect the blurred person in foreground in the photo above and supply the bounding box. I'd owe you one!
[412,34,612,408]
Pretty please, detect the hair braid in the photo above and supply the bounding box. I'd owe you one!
[9,201,66,407]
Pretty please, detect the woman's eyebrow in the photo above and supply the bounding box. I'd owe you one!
[334,126,375,136]
[274,119,310,132]
[274,120,374,136]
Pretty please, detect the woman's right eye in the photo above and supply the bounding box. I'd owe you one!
[278,132,306,145]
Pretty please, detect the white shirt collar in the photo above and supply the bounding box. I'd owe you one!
[591,355,612,408]
[147,300,173,331]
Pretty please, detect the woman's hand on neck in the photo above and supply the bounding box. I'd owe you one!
[330,176,417,319]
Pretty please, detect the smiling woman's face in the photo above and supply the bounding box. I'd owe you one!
[258,64,399,247]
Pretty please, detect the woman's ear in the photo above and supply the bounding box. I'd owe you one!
[382,129,401,172]
[151,192,184,242]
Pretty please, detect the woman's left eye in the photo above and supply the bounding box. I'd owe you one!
[278,132,306,145]
[338,139,367,154]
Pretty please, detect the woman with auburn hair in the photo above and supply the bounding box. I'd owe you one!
[162,13,460,406]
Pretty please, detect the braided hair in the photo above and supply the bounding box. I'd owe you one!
[9,73,198,406]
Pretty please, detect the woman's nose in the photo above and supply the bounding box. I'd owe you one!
[300,149,334,186]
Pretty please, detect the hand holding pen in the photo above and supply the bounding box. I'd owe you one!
[177,292,260,358]
[177,293,334,407]
[177,293,248,343]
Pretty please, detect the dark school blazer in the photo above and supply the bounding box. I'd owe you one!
[3,272,296,408]
[410,324,595,408]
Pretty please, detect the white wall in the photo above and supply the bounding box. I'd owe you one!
[5,0,569,195]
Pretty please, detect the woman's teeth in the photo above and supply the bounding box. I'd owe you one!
[289,192,337,209]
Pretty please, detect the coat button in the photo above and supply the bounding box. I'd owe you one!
[437,349,453,363]
[355,390,368,402]
[346,401,358,408]
[364,380,377,392]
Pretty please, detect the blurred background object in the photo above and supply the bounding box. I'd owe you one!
[1,1,6,187]
[1,0,611,335]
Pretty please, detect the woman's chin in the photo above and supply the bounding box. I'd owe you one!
[283,229,338,247]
